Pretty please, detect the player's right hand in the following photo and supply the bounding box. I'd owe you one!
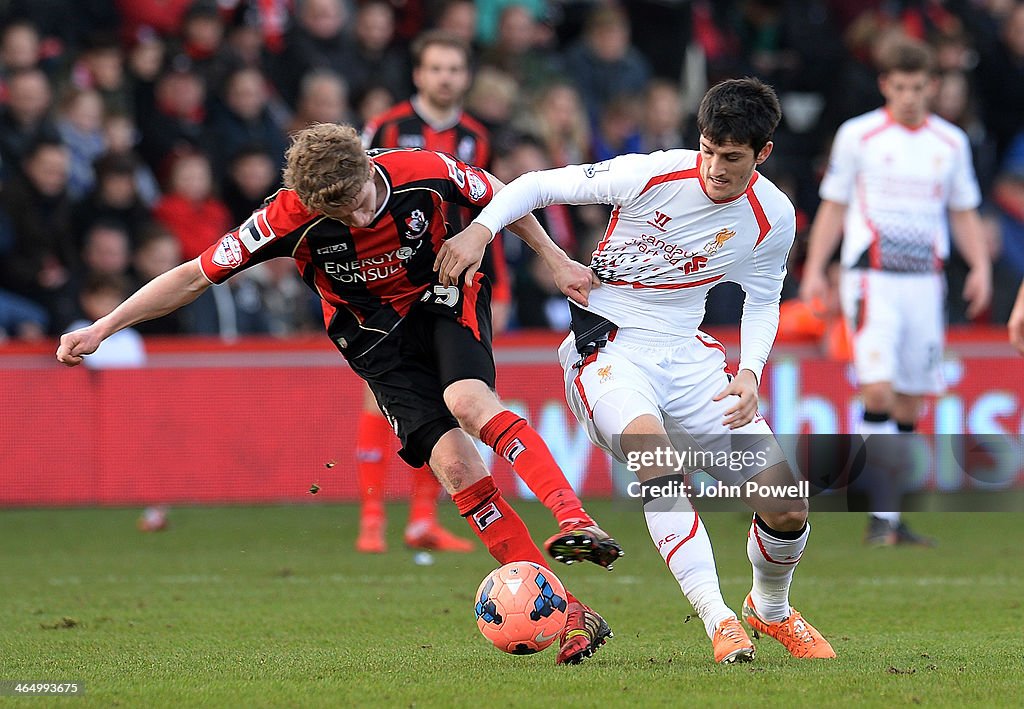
[798,269,828,306]
[552,258,600,307]
[963,265,992,320]
[435,223,491,286]
[714,369,760,429]
[56,326,104,367]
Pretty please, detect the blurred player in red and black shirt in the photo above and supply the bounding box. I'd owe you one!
[363,30,510,320]
[360,30,510,553]
[57,124,618,665]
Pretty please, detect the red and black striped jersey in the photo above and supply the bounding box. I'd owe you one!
[363,100,511,305]
[362,100,491,170]
[198,148,494,358]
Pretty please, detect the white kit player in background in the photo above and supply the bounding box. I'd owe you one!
[436,78,836,663]
[801,36,991,546]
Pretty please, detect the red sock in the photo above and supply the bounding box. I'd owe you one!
[356,411,393,521]
[454,476,578,603]
[408,465,440,526]
[479,411,593,528]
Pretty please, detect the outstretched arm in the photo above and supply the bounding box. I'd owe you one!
[56,258,212,366]
[434,171,598,305]
[505,211,600,308]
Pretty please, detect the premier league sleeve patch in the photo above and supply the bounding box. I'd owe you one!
[466,169,488,201]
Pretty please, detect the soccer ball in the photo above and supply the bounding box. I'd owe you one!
[474,561,568,654]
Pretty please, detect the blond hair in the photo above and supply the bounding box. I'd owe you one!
[283,123,372,213]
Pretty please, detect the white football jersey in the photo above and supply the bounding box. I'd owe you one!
[820,108,981,272]
[475,150,796,380]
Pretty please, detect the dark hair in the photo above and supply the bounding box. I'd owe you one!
[5,65,49,86]
[136,221,177,249]
[81,272,131,299]
[94,151,138,180]
[184,0,221,22]
[696,77,781,155]
[85,219,130,239]
[82,30,121,54]
[1,18,39,39]
[585,4,627,33]
[492,130,546,161]
[877,37,935,75]
[410,29,470,68]
[22,138,65,162]
[229,143,274,165]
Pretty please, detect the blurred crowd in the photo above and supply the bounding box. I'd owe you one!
[2,0,1024,345]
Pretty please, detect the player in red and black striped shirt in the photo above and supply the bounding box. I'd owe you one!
[362,30,511,321]
[57,123,619,665]
[359,30,511,553]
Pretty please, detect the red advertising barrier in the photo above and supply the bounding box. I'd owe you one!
[2,329,1022,506]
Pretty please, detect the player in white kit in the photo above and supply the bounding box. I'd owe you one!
[801,37,991,545]
[437,78,835,663]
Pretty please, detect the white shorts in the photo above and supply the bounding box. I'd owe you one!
[840,269,945,395]
[558,328,785,485]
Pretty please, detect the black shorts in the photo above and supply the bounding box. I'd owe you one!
[344,275,496,467]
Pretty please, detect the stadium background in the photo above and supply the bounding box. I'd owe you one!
[2,0,1024,506]
[3,328,1020,505]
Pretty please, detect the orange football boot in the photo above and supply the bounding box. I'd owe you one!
[404,521,474,552]
[355,517,386,554]
[712,617,756,664]
[742,594,836,659]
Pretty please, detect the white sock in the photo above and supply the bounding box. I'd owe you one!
[872,511,901,524]
[746,516,809,622]
[643,479,734,639]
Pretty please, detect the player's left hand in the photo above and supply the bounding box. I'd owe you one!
[435,224,491,286]
[963,265,992,319]
[713,369,760,429]
[550,258,600,307]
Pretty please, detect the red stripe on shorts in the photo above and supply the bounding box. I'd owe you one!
[572,351,599,419]
[458,276,481,340]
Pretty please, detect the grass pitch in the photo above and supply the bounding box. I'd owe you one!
[0,502,1020,708]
